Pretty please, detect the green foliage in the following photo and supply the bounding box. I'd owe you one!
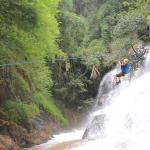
[124,0,150,16]
[88,40,107,52]
[53,72,96,110]
[97,0,123,19]
[50,0,150,114]
[113,13,146,38]
[59,0,74,11]
[0,0,37,30]
[0,0,61,100]
[74,0,105,16]
[2,101,39,123]
[55,77,86,105]
[0,0,149,124]
[55,0,150,113]
[112,10,147,51]
[58,0,123,65]
[33,93,67,124]
[0,92,67,124]
[0,0,68,125]
[58,11,86,53]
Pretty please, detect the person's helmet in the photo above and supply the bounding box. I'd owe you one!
[123,58,129,64]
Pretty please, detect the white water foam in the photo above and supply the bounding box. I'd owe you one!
[31,129,84,149]
[32,48,150,150]
[71,52,150,150]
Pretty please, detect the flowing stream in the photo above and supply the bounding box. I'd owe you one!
[33,49,150,150]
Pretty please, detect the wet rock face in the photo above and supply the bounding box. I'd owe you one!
[0,119,18,150]
[0,112,63,149]
[82,72,114,140]
[82,114,106,140]
[0,135,17,150]
[96,71,114,107]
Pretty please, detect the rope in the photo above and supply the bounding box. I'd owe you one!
[0,61,40,67]
[0,47,148,68]
[0,53,105,68]
[0,57,83,68]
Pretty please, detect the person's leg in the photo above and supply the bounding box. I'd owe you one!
[116,73,123,77]
[115,72,124,83]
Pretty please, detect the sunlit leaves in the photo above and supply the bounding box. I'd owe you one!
[0,0,62,103]
[58,11,86,53]
[113,13,146,38]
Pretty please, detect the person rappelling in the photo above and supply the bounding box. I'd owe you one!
[114,58,131,84]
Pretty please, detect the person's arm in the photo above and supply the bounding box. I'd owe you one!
[119,61,124,67]
[120,62,125,71]
[118,61,122,66]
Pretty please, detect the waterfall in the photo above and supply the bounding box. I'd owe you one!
[72,49,150,150]
[32,47,150,150]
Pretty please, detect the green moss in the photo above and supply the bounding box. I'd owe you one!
[33,93,68,125]
[2,101,40,123]
[1,94,67,125]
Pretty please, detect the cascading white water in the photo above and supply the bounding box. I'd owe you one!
[32,48,150,150]
[71,52,150,150]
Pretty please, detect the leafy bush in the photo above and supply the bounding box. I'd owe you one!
[33,93,67,125]
[0,0,64,118]
[53,77,94,109]
[58,11,86,53]
[113,13,146,38]
[2,101,39,123]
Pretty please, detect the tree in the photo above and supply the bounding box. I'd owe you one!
[0,0,66,123]
[58,11,86,53]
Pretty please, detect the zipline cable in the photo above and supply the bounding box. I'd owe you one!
[0,53,107,68]
[0,57,83,68]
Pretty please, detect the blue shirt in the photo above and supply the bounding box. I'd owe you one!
[121,64,131,74]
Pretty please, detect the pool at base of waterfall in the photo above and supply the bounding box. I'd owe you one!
[30,130,84,150]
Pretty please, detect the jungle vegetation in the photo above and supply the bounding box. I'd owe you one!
[0,0,149,124]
